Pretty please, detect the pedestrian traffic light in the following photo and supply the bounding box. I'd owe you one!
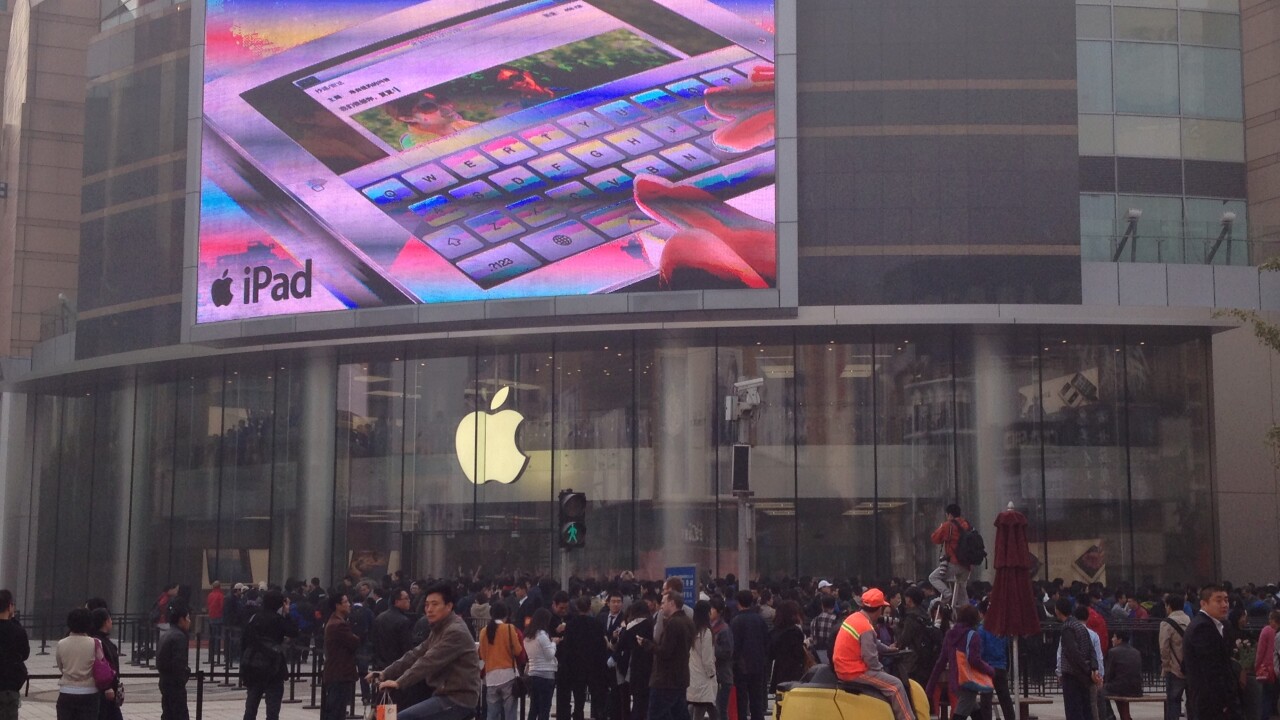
[559,490,587,549]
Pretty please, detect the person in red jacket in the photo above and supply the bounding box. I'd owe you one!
[1257,610,1280,720]
[929,504,972,608]
[206,582,225,664]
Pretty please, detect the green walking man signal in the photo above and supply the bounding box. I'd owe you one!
[560,490,587,549]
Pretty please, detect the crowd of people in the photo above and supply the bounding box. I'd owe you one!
[0,505,1275,720]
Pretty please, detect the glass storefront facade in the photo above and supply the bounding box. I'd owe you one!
[11,324,1216,628]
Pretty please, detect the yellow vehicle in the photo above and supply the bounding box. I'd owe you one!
[774,664,930,720]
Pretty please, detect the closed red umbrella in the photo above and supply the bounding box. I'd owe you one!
[985,506,1040,637]
[985,505,1042,701]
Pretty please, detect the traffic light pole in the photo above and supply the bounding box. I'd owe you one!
[735,489,753,588]
[559,548,568,592]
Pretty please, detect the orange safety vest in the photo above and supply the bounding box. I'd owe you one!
[833,611,874,680]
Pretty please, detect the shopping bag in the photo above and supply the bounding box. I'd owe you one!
[955,631,993,693]
[364,690,395,720]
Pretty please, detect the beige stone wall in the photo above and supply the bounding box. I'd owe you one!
[1245,0,1280,258]
[0,0,95,358]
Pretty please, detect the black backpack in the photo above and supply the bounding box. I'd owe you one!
[240,615,286,681]
[913,622,944,683]
[953,520,987,566]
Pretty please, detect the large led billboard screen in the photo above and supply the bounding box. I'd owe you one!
[197,0,777,322]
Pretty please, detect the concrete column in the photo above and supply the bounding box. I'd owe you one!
[282,351,337,584]
[1212,324,1280,583]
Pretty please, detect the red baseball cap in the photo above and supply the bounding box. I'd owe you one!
[861,589,890,608]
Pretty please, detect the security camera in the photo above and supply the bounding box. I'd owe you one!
[1126,208,1142,221]
[733,378,764,392]
[1222,212,1236,223]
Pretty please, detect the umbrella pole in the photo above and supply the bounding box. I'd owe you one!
[1011,637,1020,713]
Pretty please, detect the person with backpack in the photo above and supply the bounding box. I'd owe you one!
[929,504,983,609]
[1159,594,1191,720]
[241,590,299,720]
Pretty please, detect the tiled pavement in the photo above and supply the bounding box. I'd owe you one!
[15,640,1169,720]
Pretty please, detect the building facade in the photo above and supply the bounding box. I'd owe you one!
[0,0,1277,625]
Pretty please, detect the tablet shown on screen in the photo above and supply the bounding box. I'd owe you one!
[198,0,777,321]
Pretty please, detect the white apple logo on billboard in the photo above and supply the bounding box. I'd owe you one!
[455,386,529,485]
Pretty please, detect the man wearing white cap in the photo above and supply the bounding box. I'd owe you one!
[832,589,917,720]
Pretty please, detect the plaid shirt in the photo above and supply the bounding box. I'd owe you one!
[811,611,839,650]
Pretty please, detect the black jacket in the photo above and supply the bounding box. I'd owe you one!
[513,597,541,631]
[1184,611,1243,720]
[558,613,609,683]
[1103,642,1143,698]
[157,627,191,685]
[731,607,770,677]
[767,625,808,691]
[373,607,415,670]
[616,618,654,691]
[0,618,29,692]
[241,610,300,685]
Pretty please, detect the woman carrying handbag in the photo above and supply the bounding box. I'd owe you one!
[926,604,995,720]
[478,603,524,720]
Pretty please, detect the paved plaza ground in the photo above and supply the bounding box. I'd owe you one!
[13,639,1169,720]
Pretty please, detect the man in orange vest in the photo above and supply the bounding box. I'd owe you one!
[833,589,917,720]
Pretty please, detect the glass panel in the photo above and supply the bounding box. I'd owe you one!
[169,365,223,613]
[554,335,636,578]
[1114,42,1180,115]
[1078,41,1114,113]
[1126,331,1215,585]
[1185,198,1247,265]
[54,392,95,611]
[795,328,877,581]
[1081,193,1118,261]
[1180,10,1241,47]
[1040,330,1132,585]
[127,374,176,625]
[876,329,955,580]
[215,360,274,598]
[1077,6,1112,38]
[335,353,406,585]
[1117,195,1184,262]
[1180,46,1243,119]
[1181,118,1244,162]
[1079,114,1115,156]
[1115,115,1181,158]
[404,347,478,576]
[1113,7,1178,41]
[716,329,796,581]
[635,332,718,580]
[1116,0,1176,7]
[476,341,555,575]
[1179,0,1238,12]
[86,380,135,614]
[30,395,62,631]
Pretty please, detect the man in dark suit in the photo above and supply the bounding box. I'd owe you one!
[599,591,626,720]
[512,579,540,630]
[1103,630,1144,720]
[1184,584,1243,720]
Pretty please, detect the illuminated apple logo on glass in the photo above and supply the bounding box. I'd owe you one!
[454,386,529,485]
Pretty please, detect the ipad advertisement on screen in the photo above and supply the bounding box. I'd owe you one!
[197,0,777,322]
